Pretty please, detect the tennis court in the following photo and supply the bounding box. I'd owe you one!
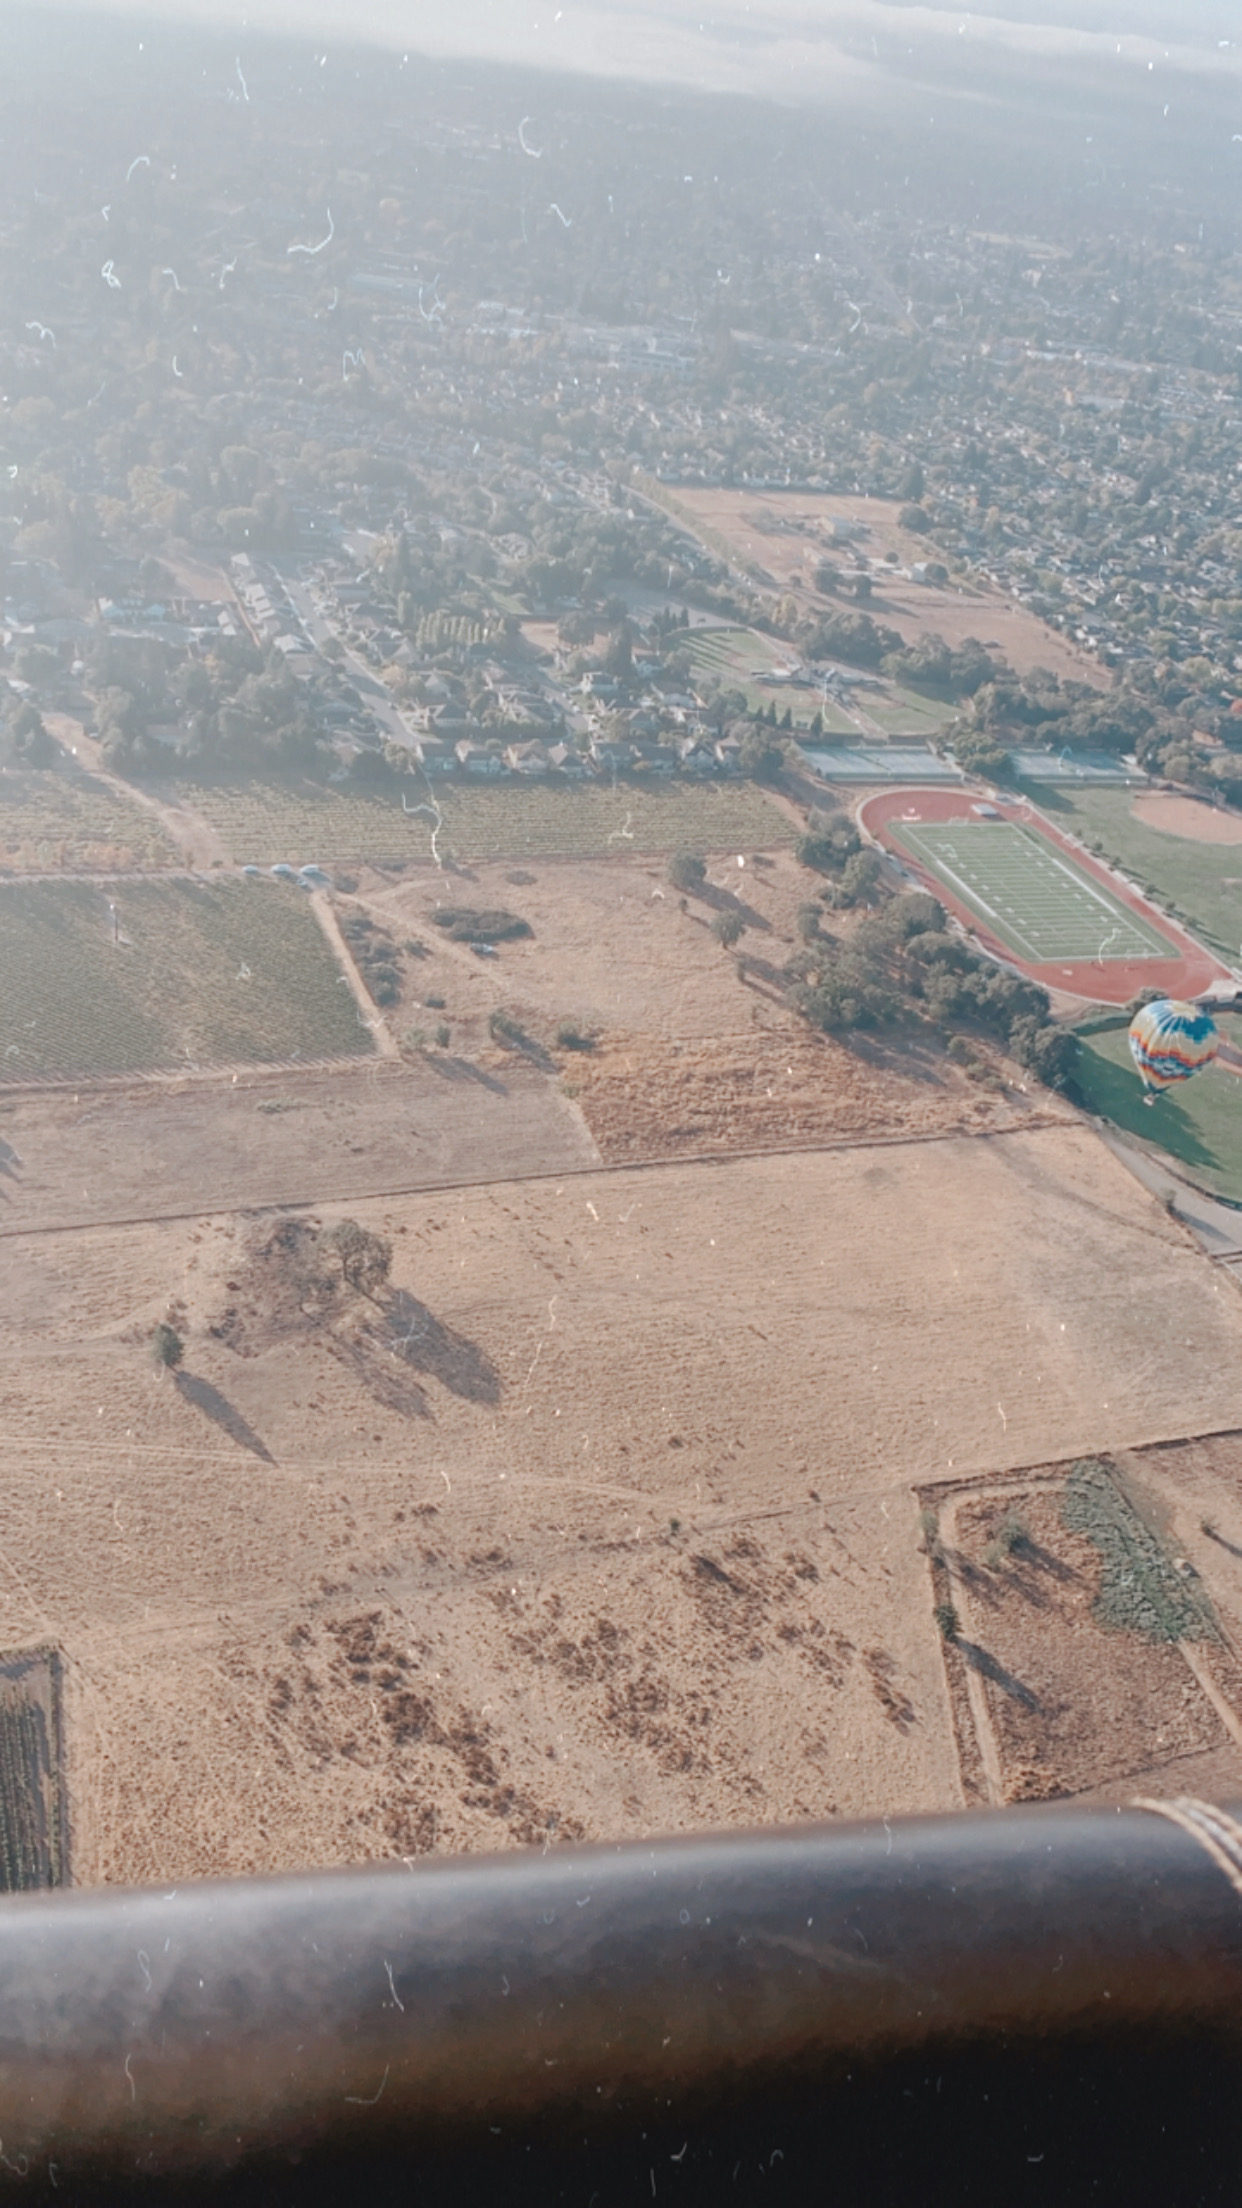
[891,820,1173,964]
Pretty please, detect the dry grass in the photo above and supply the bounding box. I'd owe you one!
[667,486,1107,687]
[4,1126,1242,1880]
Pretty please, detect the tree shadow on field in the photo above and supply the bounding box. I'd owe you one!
[839,1030,952,1087]
[695,882,772,933]
[174,1372,275,1462]
[495,1028,557,1075]
[384,1290,502,1406]
[960,1639,1041,1710]
[329,1330,431,1421]
[421,1055,508,1094]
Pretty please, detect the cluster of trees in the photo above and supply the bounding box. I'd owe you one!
[799,608,901,669]
[880,632,997,700]
[89,631,326,774]
[0,691,56,768]
[963,669,1152,754]
[794,812,883,908]
[787,882,1078,1089]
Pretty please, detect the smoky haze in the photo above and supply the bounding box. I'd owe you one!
[30,1,1242,110]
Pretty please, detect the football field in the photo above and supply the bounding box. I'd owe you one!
[891,821,1174,964]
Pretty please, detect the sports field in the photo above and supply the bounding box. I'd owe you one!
[892,821,1173,964]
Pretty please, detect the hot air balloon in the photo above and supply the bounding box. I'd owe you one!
[1127,998,1220,1098]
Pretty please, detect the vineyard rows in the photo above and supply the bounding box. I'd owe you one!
[0,877,373,1081]
[413,610,495,651]
[175,777,794,866]
[0,766,174,874]
[0,1654,64,1891]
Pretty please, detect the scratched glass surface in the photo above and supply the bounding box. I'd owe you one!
[2,0,1242,1921]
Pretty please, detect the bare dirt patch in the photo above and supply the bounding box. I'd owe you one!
[163,550,238,604]
[957,1485,1230,1803]
[47,720,226,871]
[664,486,1106,687]
[1132,793,1242,844]
[367,849,817,1052]
[3,1127,1242,1880]
[0,1060,599,1235]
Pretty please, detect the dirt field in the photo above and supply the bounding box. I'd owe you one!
[5,1125,1242,1883]
[664,487,1106,688]
[344,849,1070,1159]
[922,1442,1242,1810]
[164,550,237,604]
[0,1061,599,1236]
[1132,793,1242,844]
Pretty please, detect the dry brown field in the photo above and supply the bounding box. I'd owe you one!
[10,811,1242,1886]
[0,1061,599,1236]
[1132,792,1242,844]
[569,1030,1067,1165]
[666,486,1106,687]
[164,551,237,604]
[4,1128,1242,1883]
[358,847,1064,1159]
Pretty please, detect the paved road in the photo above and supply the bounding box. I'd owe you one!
[1098,1125,1242,1262]
[278,571,416,752]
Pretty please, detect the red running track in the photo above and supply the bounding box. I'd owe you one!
[858,785,1234,1007]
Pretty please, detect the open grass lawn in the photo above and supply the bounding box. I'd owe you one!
[0,878,370,1081]
[891,819,1171,963]
[1019,783,1242,959]
[807,697,860,735]
[867,685,956,738]
[1076,1016,1242,1202]
[0,767,173,873]
[178,777,793,865]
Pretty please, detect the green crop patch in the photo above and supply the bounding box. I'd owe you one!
[1063,1458,1216,1643]
[891,820,1174,964]
[0,878,372,1081]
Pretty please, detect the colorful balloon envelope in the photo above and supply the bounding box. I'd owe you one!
[1127,998,1220,1093]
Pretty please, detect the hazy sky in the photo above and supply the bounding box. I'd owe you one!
[41,1,1242,108]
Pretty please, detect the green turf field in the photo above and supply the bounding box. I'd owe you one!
[1076,1018,1242,1203]
[866,685,957,739]
[891,820,1174,964]
[1019,783,1242,960]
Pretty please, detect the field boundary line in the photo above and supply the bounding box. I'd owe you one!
[0,1048,387,1097]
[916,1425,1242,1504]
[937,1497,1005,1804]
[0,1114,1121,1241]
[308,890,398,1059]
